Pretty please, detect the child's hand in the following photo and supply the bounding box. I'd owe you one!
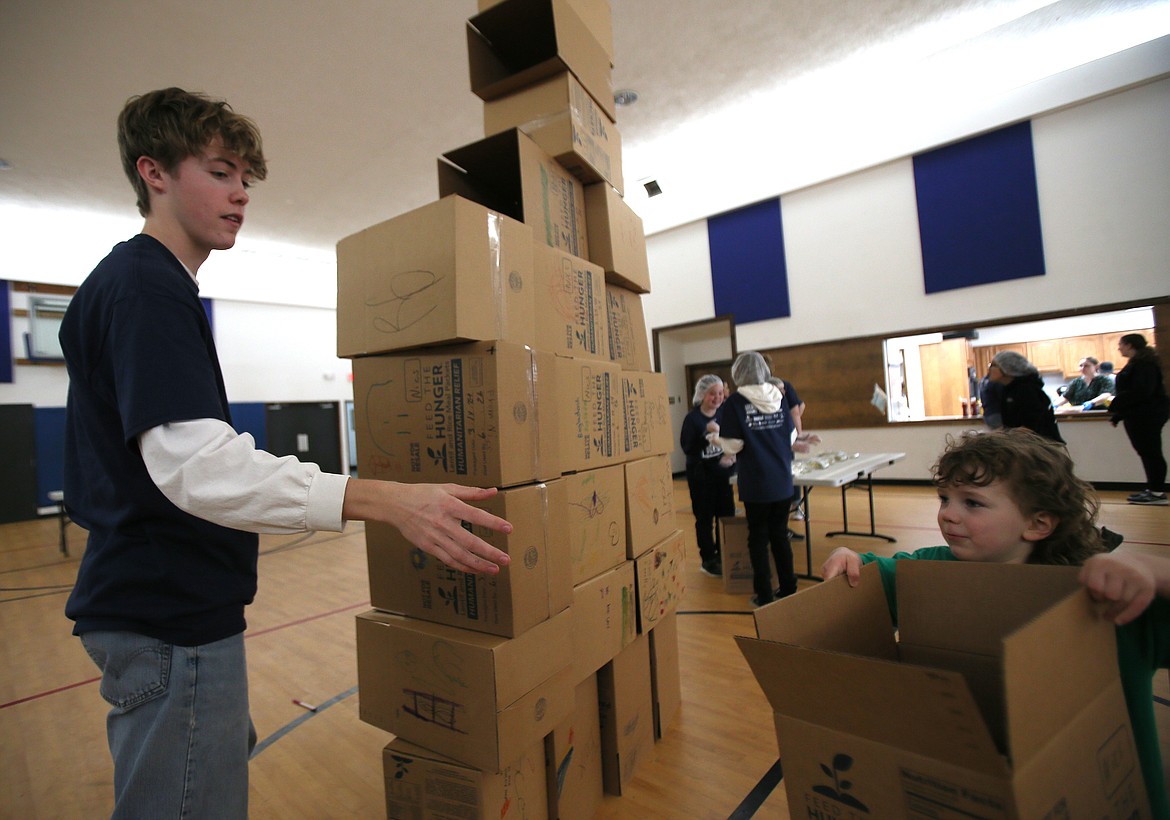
[822,547,862,587]
[1078,552,1156,625]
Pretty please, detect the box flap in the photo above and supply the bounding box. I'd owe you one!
[753,565,898,660]
[898,561,1082,655]
[736,635,1005,774]
[1002,584,1119,765]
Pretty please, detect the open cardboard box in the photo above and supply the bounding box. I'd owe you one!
[736,561,1150,818]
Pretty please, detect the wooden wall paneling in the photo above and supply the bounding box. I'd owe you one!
[759,336,888,429]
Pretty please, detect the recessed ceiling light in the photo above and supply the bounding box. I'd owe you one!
[614,89,639,107]
[643,179,663,197]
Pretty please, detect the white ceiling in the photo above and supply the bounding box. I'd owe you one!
[2,0,1168,258]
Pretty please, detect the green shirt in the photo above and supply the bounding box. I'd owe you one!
[861,547,1170,818]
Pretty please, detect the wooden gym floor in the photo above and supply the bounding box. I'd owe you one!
[1,480,1167,818]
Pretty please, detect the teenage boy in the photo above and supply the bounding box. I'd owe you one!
[60,88,512,819]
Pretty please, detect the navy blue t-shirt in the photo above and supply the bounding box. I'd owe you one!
[60,235,259,646]
[719,390,795,503]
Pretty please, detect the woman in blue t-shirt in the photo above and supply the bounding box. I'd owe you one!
[679,375,737,577]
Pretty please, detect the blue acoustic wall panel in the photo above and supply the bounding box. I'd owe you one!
[709,198,790,324]
[913,121,1046,294]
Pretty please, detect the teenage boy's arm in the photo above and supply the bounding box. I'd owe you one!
[140,419,510,574]
[1079,550,1170,625]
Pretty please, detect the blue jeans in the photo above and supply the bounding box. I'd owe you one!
[81,631,254,819]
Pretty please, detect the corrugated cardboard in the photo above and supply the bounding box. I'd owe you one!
[383,738,548,820]
[583,183,651,293]
[483,72,622,194]
[633,531,685,633]
[476,0,614,63]
[648,608,681,740]
[553,354,623,473]
[544,674,605,820]
[532,243,610,362]
[737,562,1151,818]
[336,195,535,358]
[467,0,615,120]
[541,478,573,617]
[365,482,569,638]
[357,608,574,773]
[351,341,559,488]
[598,631,656,795]
[604,284,651,371]
[440,129,588,259]
[619,370,671,461]
[718,515,776,595]
[623,454,675,558]
[570,560,636,683]
[560,464,626,586]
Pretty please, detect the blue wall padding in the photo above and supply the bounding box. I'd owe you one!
[1,282,12,384]
[34,406,66,507]
[229,402,267,450]
[913,121,1046,294]
[709,197,791,324]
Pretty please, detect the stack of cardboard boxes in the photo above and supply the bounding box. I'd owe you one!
[336,2,686,817]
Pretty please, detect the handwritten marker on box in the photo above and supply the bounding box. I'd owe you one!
[292,698,318,712]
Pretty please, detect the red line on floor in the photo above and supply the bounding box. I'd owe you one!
[0,600,370,710]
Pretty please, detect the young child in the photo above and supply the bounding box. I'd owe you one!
[61,88,512,819]
[821,428,1170,817]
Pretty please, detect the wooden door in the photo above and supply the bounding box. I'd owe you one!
[920,339,971,417]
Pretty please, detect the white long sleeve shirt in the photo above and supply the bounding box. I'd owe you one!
[139,418,350,534]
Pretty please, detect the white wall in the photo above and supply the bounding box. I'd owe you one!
[642,77,1170,482]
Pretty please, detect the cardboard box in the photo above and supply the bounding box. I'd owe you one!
[383,738,548,820]
[553,355,623,473]
[544,675,605,820]
[336,195,535,358]
[571,560,636,683]
[467,0,615,120]
[718,515,775,595]
[532,243,609,362]
[541,478,574,617]
[441,129,588,260]
[484,72,622,194]
[633,531,685,633]
[476,0,614,63]
[623,454,675,558]
[583,183,651,293]
[619,371,671,461]
[351,341,558,488]
[604,284,651,371]
[558,464,626,586]
[737,562,1151,818]
[598,631,656,795]
[648,608,681,740]
[357,608,574,773]
[365,482,568,638]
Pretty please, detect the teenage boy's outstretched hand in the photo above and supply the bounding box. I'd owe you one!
[822,547,863,587]
[343,479,512,575]
[1078,552,1155,625]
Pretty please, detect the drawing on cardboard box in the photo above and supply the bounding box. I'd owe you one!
[363,269,445,334]
[813,753,869,811]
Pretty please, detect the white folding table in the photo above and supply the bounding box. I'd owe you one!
[791,451,906,579]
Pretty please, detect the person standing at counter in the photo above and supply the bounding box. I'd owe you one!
[1110,334,1169,506]
[989,350,1064,443]
[1055,356,1113,409]
[680,375,736,576]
